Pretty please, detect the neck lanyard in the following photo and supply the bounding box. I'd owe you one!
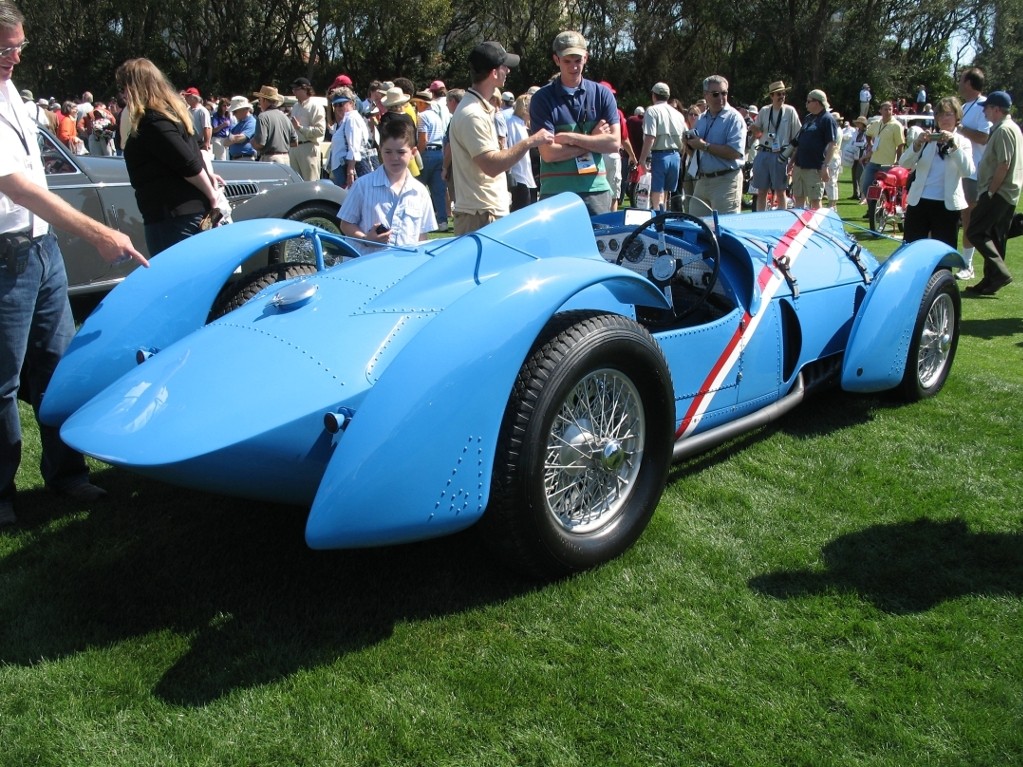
[558,83,590,131]
[767,107,781,135]
[0,98,30,155]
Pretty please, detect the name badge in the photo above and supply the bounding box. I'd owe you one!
[575,152,597,174]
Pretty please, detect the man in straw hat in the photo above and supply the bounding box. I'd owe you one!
[751,80,801,211]
[251,85,296,163]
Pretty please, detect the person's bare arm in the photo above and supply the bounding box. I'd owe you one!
[473,129,554,178]
[0,172,148,266]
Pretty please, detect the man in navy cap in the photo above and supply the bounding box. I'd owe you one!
[965,90,1022,295]
[448,41,554,234]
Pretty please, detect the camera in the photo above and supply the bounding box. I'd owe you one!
[758,132,776,152]
[779,138,798,161]
[683,129,698,141]
[375,223,391,235]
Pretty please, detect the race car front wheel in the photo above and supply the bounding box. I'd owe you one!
[483,311,674,579]
[898,269,960,401]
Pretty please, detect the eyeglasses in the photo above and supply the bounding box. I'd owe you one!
[0,40,28,58]
[708,90,728,98]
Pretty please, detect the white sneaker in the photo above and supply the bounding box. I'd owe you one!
[957,267,975,281]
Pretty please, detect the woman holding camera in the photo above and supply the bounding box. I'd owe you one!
[115,58,220,255]
[899,97,974,248]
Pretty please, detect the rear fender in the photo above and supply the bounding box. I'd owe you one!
[305,256,669,549]
[841,239,964,392]
[39,219,319,426]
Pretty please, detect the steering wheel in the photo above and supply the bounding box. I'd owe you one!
[615,211,721,323]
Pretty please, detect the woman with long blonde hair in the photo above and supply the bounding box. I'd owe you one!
[115,58,218,255]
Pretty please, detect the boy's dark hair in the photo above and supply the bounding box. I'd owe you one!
[379,113,417,148]
[393,77,416,97]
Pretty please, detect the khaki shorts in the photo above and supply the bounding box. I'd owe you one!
[791,167,824,202]
[453,210,501,236]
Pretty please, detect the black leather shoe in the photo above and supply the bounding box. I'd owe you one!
[977,274,1013,295]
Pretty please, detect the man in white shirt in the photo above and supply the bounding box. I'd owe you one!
[0,0,149,525]
[956,67,993,280]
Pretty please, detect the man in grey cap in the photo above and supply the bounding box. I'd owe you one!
[529,30,621,215]
[636,81,686,211]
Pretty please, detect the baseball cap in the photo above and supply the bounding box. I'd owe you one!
[985,91,1012,109]
[651,82,670,98]
[469,41,520,71]
[806,89,830,110]
[290,77,312,89]
[184,87,201,98]
[429,80,446,92]
[553,30,587,57]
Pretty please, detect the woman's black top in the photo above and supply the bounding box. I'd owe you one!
[123,109,208,223]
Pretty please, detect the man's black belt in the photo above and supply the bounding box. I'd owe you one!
[425,144,443,150]
[698,168,740,179]
[651,148,679,153]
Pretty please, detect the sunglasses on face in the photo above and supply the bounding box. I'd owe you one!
[708,91,728,98]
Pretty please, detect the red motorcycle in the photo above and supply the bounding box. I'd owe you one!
[867,165,910,234]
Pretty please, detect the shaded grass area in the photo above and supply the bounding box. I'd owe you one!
[2,176,1022,766]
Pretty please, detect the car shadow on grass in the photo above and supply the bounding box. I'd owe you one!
[749,517,1023,614]
[0,471,540,706]
[960,315,1023,340]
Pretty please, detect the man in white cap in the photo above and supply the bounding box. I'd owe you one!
[226,96,257,160]
[636,81,686,211]
[529,30,621,215]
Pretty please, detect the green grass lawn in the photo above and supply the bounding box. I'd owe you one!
[2,175,1021,766]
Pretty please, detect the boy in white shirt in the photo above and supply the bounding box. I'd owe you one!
[339,115,437,246]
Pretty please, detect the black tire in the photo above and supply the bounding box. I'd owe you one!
[871,191,890,233]
[897,269,960,401]
[208,262,318,321]
[269,203,343,265]
[482,311,675,579]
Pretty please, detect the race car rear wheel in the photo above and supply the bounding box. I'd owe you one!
[483,311,674,579]
[898,269,960,401]
[207,262,318,321]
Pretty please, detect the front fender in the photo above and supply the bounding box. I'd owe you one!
[305,255,669,549]
[841,239,964,392]
[39,219,315,427]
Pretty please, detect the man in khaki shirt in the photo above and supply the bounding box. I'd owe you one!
[288,77,326,181]
[965,91,1023,295]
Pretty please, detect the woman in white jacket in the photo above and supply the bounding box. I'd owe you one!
[899,97,975,248]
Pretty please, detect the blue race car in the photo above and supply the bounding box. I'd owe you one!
[40,194,962,578]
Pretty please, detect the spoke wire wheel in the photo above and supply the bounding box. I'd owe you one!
[916,290,955,390]
[898,269,960,400]
[483,311,674,579]
[543,368,646,534]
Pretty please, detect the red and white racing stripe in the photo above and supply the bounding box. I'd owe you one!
[676,208,829,439]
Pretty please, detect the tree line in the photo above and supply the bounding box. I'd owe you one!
[17,0,1021,118]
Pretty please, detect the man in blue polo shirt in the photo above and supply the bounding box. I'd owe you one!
[529,30,620,216]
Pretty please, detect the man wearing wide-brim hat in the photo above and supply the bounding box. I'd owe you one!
[226,96,257,160]
[250,85,296,163]
[751,79,801,210]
